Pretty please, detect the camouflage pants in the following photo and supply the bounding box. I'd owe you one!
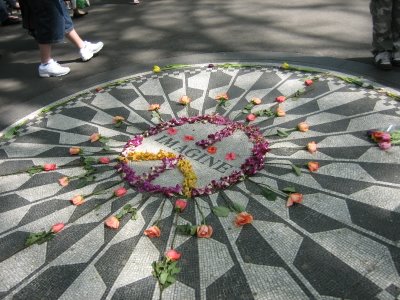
[370,0,400,53]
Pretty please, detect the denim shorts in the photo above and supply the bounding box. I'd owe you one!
[30,0,74,44]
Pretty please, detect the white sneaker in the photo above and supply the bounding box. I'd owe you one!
[374,51,392,70]
[38,59,70,77]
[393,50,400,66]
[80,41,104,61]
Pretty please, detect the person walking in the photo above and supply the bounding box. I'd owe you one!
[370,0,400,69]
[19,0,103,77]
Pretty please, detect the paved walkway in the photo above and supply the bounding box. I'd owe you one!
[0,1,399,300]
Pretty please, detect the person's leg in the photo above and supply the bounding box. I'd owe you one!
[392,0,400,64]
[39,44,52,64]
[0,0,9,22]
[370,0,394,69]
[65,29,84,48]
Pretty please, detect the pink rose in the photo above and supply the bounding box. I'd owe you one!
[307,141,317,153]
[175,199,187,212]
[98,157,110,164]
[225,152,236,160]
[148,104,160,111]
[286,193,303,207]
[114,187,127,197]
[167,127,178,135]
[246,114,256,122]
[105,216,120,229]
[380,133,391,142]
[275,96,286,103]
[197,225,213,238]
[165,249,181,261]
[234,212,253,227]
[276,107,286,117]
[251,97,262,105]
[297,122,309,132]
[90,133,101,143]
[305,79,313,86]
[71,195,85,206]
[43,163,57,171]
[58,176,69,187]
[179,95,191,105]
[51,222,65,233]
[378,141,391,150]
[307,161,320,172]
[69,147,81,155]
[144,225,161,238]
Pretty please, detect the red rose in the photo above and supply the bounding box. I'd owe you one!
[165,249,181,261]
[305,79,313,86]
[183,135,194,141]
[207,146,217,154]
[114,187,127,197]
[275,96,286,103]
[167,127,178,135]
[286,193,303,207]
[98,157,110,164]
[225,152,236,161]
[234,212,253,227]
[144,225,161,238]
[246,114,256,122]
[175,199,188,212]
[105,216,120,229]
[51,222,65,233]
[43,163,57,171]
[197,225,213,238]
[307,161,320,172]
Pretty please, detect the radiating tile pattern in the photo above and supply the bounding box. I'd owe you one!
[0,64,399,300]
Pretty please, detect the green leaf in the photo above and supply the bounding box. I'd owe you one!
[231,202,245,213]
[102,145,111,151]
[160,272,168,285]
[176,224,196,236]
[291,164,302,176]
[277,129,289,138]
[99,137,109,144]
[282,187,296,193]
[151,111,160,119]
[242,108,250,114]
[244,103,254,110]
[26,166,44,176]
[170,267,181,275]
[166,275,176,284]
[190,225,197,236]
[260,187,277,201]
[212,206,231,217]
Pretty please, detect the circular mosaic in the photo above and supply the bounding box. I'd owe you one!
[0,62,400,300]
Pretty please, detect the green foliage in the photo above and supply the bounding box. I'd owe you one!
[176,223,197,236]
[277,129,290,138]
[25,231,53,246]
[260,187,277,201]
[152,259,181,291]
[115,204,137,220]
[291,164,302,176]
[282,187,296,193]
[26,166,44,176]
[212,206,231,217]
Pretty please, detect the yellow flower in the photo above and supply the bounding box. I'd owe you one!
[281,62,290,69]
[153,65,161,73]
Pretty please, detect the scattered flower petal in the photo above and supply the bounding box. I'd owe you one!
[197,225,213,238]
[144,225,161,238]
[105,216,120,229]
[183,135,195,141]
[275,96,286,103]
[235,212,253,227]
[207,146,217,154]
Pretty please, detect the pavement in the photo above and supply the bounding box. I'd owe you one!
[0,1,400,299]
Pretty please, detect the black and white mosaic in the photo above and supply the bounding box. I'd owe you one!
[0,63,399,300]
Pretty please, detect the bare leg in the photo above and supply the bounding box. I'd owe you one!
[65,29,85,49]
[39,44,52,64]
